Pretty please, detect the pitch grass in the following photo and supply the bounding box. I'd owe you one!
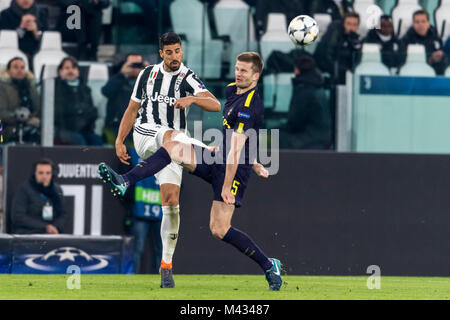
[0,274,449,300]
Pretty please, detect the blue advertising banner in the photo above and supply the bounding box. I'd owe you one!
[0,235,13,273]
[359,75,450,96]
[10,235,132,274]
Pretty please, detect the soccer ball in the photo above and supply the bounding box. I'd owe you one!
[288,15,319,47]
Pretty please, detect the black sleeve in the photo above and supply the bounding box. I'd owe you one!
[11,184,48,232]
[51,185,67,232]
[101,73,126,98]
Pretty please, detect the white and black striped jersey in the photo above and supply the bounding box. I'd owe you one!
[131,61,208,130]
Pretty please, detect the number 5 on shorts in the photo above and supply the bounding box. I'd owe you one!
[231,180,240,195]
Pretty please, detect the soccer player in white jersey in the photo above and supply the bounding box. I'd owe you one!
[111,32,221,287]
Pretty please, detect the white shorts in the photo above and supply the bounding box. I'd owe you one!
[133,123,183,186]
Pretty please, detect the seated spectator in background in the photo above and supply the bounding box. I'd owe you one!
[309,0,353,21]
[54,57,102,146]
[0,0,48,60]
[314,12,362,84]
[444,36,450,58]
[400,10,449,75]
[255,0,306,39]
[0,57,40,144]
[364,15,401,70]
[11,158,66,234]
[102,53,147,147]
[56,0,110,60]
[280,56,332,150]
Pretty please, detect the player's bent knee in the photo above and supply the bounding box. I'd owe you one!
[209,224,229,240]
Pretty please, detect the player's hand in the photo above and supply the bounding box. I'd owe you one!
[253,162,269,178]
[174,97,194,110]
[115,142,131,165]
[221,188,235,205]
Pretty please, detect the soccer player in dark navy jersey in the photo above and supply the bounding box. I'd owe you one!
[99,52,283,291]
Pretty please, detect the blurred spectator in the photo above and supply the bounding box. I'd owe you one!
[279,56,331,150]
[364,15,401,70]
[102,53,146,147]
[314,12,362,84]
[11,158,66,234]
[255,0,306,39]
[444,37,450,59]
[0,0,48,60]
[56,0,110,60]
[54,56,102,146]
[0,57,40,144]
[399,10,449,75]
[129,149,162,274]
[309,0,354,20]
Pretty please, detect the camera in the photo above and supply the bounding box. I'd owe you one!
[130,62,145,69]
[14,107,31,123]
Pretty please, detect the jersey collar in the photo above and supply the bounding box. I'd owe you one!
[158,61,185,76]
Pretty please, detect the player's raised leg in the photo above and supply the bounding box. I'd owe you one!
[209,200,283,291]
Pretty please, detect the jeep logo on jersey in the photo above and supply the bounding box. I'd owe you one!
[151,92,177,106]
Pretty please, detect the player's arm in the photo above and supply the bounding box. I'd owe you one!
[174,91,221,112]
[221,132,248,205]
[115,99,141,165]
[253,159,269,178]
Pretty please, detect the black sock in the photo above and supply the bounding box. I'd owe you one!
[123,147,171,185]
[222,226,273,272]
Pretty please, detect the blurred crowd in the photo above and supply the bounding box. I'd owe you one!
[0,0,449,151]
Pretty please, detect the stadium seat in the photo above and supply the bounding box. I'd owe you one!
[260,13,294,62]
[399,44,435,76]
[86,63,109,136]
[33,31,68,79]
[354,43,390,75]
[263,73,276,109]
[272,72,294,113]
[0,30,29,70]
[375,0,397,14]
[213,0,252,78]
[353,0,384,37]
[445,64,450,77]
[435,0,450,41]
[0,0,11,12]
[102,4,113,25]
[170,0,224,79]
[421,0,440,26]
[392,0,422,38]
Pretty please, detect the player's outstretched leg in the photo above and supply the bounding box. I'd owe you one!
[98,162,129,197]
[265,258,283,291]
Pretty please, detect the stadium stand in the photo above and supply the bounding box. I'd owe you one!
[0,30,29,70]
[86,62,109,137]
[399,44,436,76]
[170,0,224,79]
[435,0,450,41]
[392,0,423,38]
[33,31,68,80]
[354,43,391,75]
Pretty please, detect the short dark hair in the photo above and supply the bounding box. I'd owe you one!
[380,14,392,22]
[33,158,55,174]
[343,12,360,24]
[7,57,25,70]
[57,56,79,72]
[236,52,264,74]
[294,55,316,73]
[159,32,182,50]
[413,9,429,21]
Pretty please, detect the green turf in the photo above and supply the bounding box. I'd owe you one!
[0,274,449,300]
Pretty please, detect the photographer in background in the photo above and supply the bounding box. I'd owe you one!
[11,158,67,234]
[314,11,362,84]
[54,56,102,146]
[0,57,40,144]
[101,53,148,147]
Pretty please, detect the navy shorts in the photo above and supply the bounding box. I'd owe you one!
[191,146,251,208]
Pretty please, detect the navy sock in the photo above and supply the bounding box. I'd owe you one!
[222,226,273,272]
[123,147,172,185]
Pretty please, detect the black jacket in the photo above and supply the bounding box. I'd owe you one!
[283,69,331,148]
[0,1,48,56]
[399,26,448,74]
[11,178,66,234]
[101,72,135,130]
[314,20,362,83]
[54,77,98,133]
[364,29,401,69]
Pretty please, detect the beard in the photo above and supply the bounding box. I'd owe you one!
[167,60,181,71]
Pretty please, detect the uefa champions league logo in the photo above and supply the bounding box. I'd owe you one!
[24,247,110,272]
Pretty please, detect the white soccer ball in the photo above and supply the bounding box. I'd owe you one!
[288,15,319,47]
